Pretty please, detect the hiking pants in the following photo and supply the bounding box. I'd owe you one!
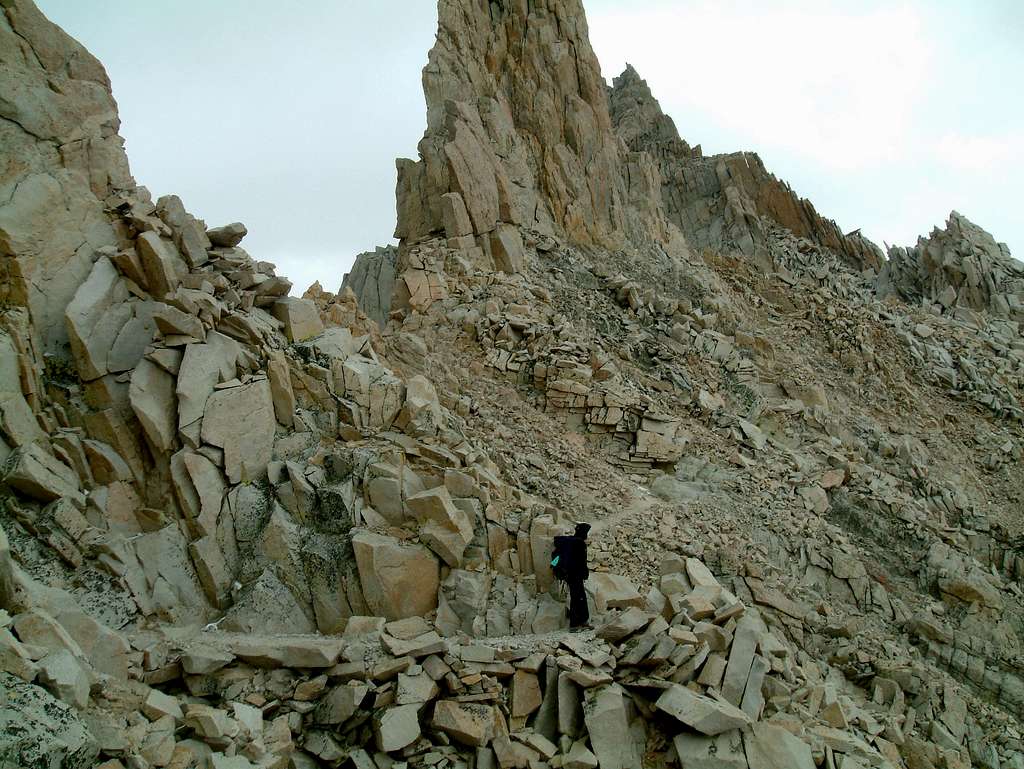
[567,578,589,627]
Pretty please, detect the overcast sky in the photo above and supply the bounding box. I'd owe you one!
[39,1,1023,293]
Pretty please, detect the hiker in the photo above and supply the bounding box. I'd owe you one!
[552,522,592,629]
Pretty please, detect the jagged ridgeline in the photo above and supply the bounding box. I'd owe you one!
[1,0,1023,767]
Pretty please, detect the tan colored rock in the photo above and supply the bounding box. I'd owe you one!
[375,703,421,753]
[489,224,525,274]
[143,689,184,723]
[229,635,343,668]
[583,684,641,769]
[206,222,247,248]
[314,683,371,725]
[37,649,90,709]
[352,531,439,620]
[200,379,276,483]
[511,669,543,718]
[0,628,38,681]
[674,731,747,769]
[136,231,184,299]
[3,443,83,505]
[267,351,295,427]
[272,297,324,343]
[431,701,498,747]
[441,192,474,239]
[656,684,751,736]
[743,723,815,769]
[63,257,129,382]
[154,304,204,340]
[129,358,178,454]
[176,333,240,434]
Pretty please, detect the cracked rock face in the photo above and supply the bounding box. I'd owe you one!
[0,0,134,353]
[394,0,672,252]
[879,210,1024,318]
[608,64,884,272]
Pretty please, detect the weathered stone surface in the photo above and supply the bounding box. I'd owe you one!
[674,730,748,769]
[340,245,398,327]
[610,64,883,271]
[375,703,421,752]
[176,333,240,434]
[272,297,324,343]
[3,443,83,504]
[314,682,371,725]
[64,257,130,381]
[583,684,641,769]
[489,224,525,274]
[655,683,751,735]
[267,350,295,427]
[879,210,1022,315]
[136,231,184,299]
[511,668,543,718]
[743,723,816,769]
[37,649,90,709]
[351,531,439,620]
[200,379,276,483]
[207,222,247,248]
[130,357,178,454]
[0,672,99,767]
[431,701,497,747]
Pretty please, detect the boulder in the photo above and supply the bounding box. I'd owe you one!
[314,683,371,725]
[0,672,99,767]
[37,649,90,709]
[431,701,498,747]
[655,684,751,735]
[589,573,645,612]
[352,531,439,620]
[176,333,240,433]
[583,684,641,769]
[201,379,276,483]
[743,723,816,769]
[267,351,296,427]
[129,357,178,454]
[207,222,247,248]
[64,256,129,381]
[272,297,324,343]
[489,224,525,273]
[136,231,183,299]
[674,730,748,769]
[375,703,421,752]
[3,443,83,505]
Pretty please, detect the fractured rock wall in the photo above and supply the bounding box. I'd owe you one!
[609,65,884,271]
[394,0,674,255]
[340,245,398,327]
[878,210,1024,319]
[0,0,134,353]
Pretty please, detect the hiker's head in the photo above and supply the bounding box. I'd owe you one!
[574,522,591,539]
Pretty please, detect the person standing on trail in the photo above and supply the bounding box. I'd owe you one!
[552,522,592,630]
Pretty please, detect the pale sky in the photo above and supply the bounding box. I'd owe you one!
[39,1,1023,293]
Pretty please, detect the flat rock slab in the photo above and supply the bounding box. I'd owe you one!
[220,634,345,669]
[655,683,751,736]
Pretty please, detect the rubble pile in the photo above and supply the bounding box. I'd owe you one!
[1,0,1023,768]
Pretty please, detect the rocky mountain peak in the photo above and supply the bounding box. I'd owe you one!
[879,209,1022,318]
[394,0,673,255]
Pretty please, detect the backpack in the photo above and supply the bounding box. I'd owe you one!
[551,535,574,581]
